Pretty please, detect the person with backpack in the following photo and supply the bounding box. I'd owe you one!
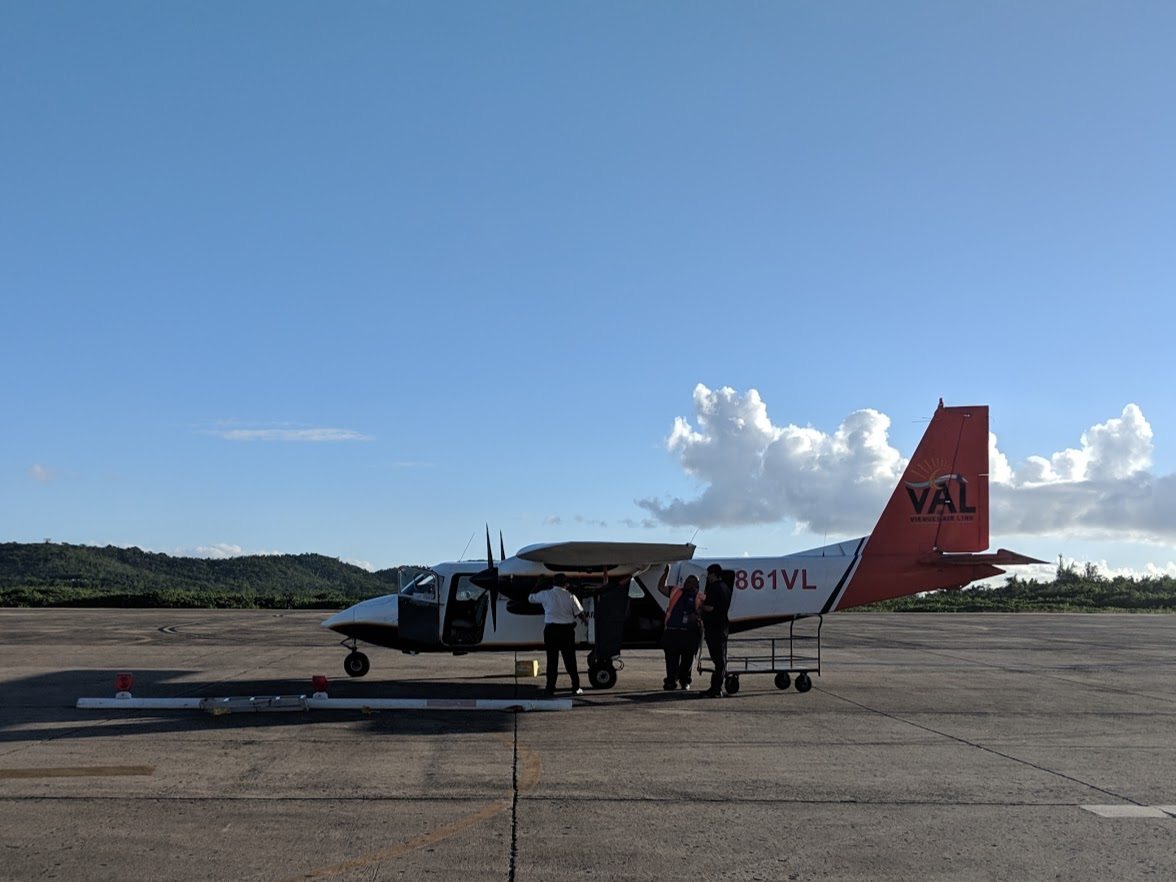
[657,566,703,691]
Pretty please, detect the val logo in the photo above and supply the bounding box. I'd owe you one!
[904,459,977,515]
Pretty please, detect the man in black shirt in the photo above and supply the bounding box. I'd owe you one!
[700,563,732,697]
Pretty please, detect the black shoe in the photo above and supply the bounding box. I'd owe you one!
[701,689,721,698]
[662,680,676,691]
[543,688,555,696]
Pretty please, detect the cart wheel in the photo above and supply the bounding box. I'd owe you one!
[589,665,617,690]
[795,672,812,693]
[774,672,791,691]
[724,674,740,695]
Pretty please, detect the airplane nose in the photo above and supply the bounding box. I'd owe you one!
[322,595,398,632]
[321,607,355,632]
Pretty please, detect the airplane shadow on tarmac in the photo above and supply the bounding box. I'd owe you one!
[0,669,561,742]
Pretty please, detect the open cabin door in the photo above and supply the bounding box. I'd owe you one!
[398,571,443,646]
[443,573,490,647]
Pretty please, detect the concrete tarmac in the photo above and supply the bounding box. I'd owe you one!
[1,609,1174,881]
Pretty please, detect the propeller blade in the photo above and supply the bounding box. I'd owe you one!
[485,524,499,631]
[499,530,506,562]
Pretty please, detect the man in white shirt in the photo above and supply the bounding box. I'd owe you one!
[528,573,587,695]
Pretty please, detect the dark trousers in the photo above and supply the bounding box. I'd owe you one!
[662,628,701,686]
[703,624,728,693]
[543,622,580,691]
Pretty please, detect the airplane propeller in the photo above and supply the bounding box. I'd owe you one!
[485,525,499,631]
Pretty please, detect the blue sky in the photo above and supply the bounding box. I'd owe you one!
[3,3,1174,576]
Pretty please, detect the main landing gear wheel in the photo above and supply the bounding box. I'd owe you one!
[344,651,370,678]
[774,672,792,691]
[795,672,812,693]
[724,674,741,695]
[588,664,617,690]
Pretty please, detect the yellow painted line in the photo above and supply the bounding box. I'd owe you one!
[279,738,542,881]
[0,765,156,779]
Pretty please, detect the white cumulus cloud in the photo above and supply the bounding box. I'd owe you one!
[990,404,1174,543]
[638,384,904,533]
[641,388,1175,546]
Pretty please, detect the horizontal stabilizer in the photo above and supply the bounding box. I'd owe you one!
[918,549,1048,567]
[516,541,696,568]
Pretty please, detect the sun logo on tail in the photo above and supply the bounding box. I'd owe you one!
[904,457,966,491]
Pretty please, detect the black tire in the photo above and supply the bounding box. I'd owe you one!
[795,672,812,693]
[724,674,740,695]
[589,665,617,690]
[774,672,791,691]
[344,651,370,678]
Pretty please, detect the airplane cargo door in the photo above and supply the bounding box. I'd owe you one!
[398,571,442,647]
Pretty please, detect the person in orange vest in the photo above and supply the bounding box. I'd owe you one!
[657,567,704,691]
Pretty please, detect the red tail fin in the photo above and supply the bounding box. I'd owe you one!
[834,402,1045,610]
[869,402,989,555]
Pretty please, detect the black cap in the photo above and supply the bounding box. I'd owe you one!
[706,563,723,575]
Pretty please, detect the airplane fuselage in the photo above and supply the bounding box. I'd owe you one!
[322,539,869,654]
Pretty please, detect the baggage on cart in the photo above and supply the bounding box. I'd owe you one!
[698,615,822,695]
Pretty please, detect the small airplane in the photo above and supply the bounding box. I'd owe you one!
[323,401,1043,689]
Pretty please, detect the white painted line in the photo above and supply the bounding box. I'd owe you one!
[1082,805,1171,818]
[77,695,572,713]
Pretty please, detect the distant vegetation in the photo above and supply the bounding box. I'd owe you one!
[860,559,1176,612]
[0,542,424,609]
[1,544,1173,612]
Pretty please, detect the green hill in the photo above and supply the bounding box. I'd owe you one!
[0,542,421,609]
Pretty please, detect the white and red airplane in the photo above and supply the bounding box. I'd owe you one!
[323,401,1042,689]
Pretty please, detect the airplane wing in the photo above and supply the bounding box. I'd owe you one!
[515,541,695,569]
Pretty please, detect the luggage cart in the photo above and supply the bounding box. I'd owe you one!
[698,615,822,695]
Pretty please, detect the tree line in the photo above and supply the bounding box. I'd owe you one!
[0,542,424,609]
[862,559,1176,612]
[2,543,1173,611]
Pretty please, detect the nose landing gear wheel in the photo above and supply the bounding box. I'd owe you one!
[795,672,812,693]
[588,664,617,690]
[774,672,791,690]
[344,651,370,678]
[724,674,741,695]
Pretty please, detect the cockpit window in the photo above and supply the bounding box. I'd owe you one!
[401,570,440,600]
